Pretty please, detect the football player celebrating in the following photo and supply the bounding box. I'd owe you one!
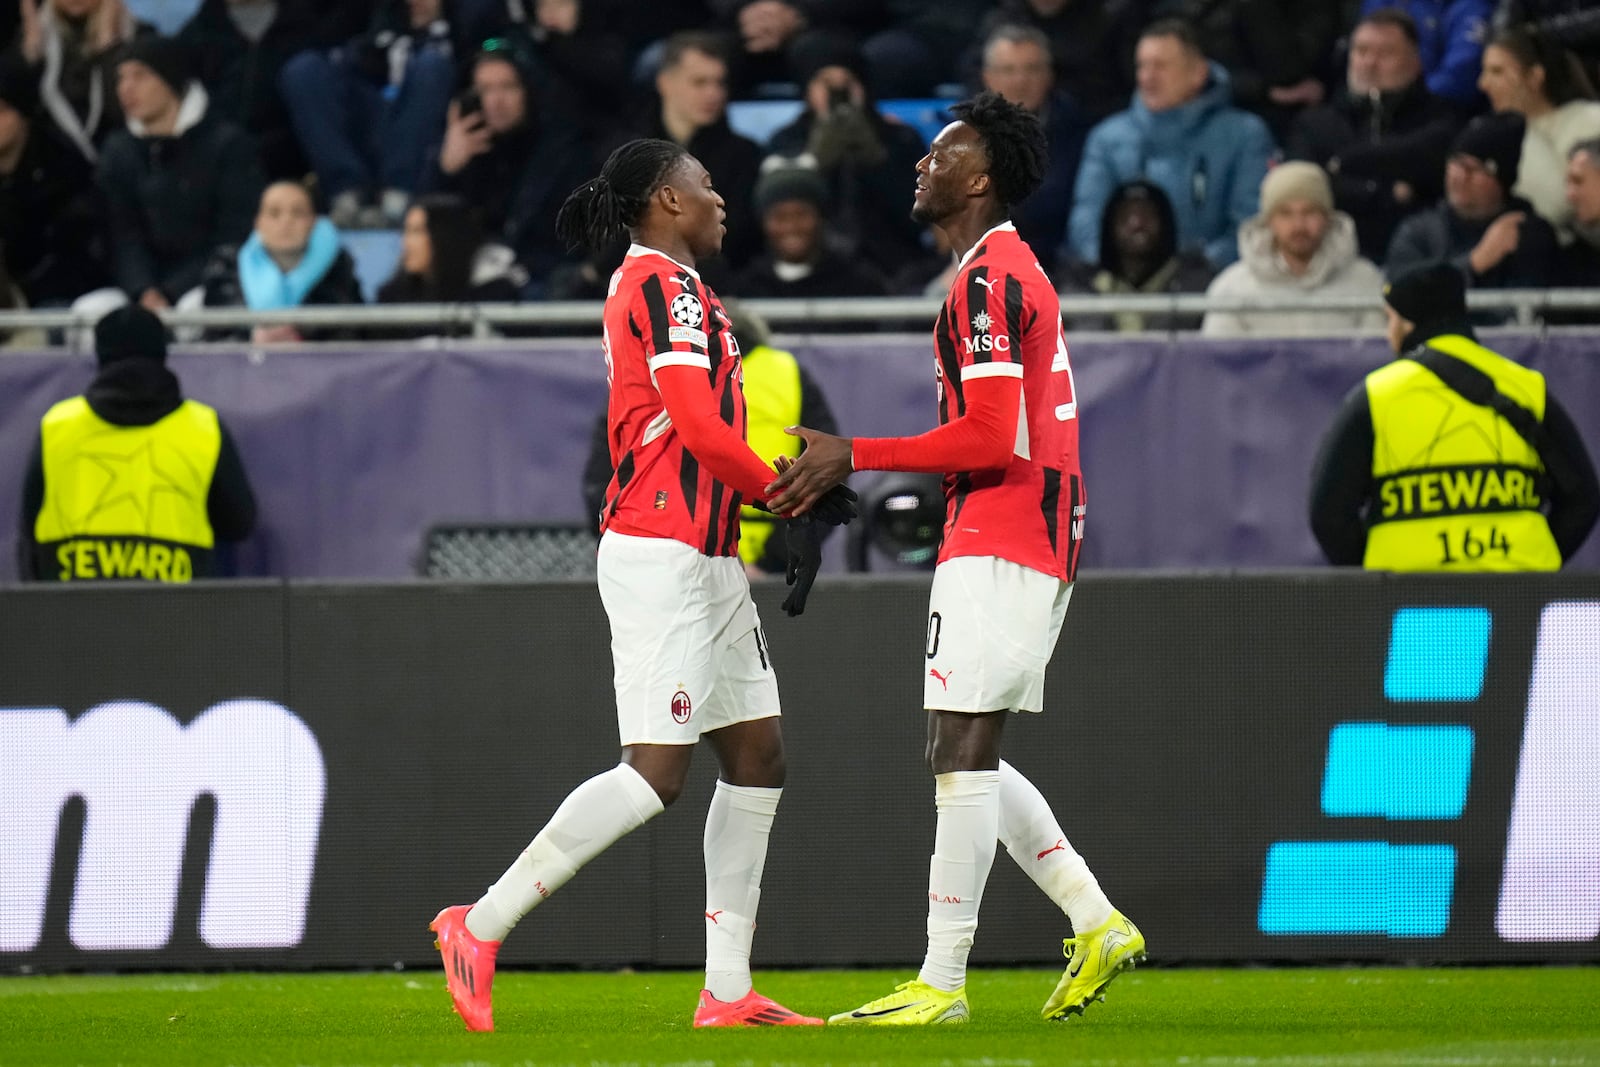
[429,138,853,1031]
[768,92,1145,1025]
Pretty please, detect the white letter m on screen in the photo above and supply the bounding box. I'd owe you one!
[0,700,325,952]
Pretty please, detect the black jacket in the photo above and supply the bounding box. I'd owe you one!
[1385,196,1561,302]
[1308,352,1600,565]
[96,88,265,301]
[176,0,343,176]
[201,244,365,340]
[19,358,257,580]
[1288,79,1461,260]
[730,247,889,302]
[0,122,107,305]
[977,0,1145,120]
[421,118,594,286]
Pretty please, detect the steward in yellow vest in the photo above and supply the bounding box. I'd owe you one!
[20,306,257,582]
[1309,263,1598,571]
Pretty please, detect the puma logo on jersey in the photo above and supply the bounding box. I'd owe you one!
[973,276,999,292]
[1037,838,1067,860]
[929,668,954,690]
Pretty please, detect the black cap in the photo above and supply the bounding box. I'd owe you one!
[1451,112,1525,191]
[754,165,829,214]
[789,31,869,89]
[117,36,195,98]
[1384,263,1471,344]
[94,305,169,365]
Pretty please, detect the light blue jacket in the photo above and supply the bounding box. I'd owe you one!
[1066,64,1275,270]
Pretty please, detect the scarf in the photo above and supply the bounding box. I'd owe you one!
[237,218,341,310]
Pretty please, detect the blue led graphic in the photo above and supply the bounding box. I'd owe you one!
[1384,606,1492,701]
[1259,842,1457,937]
[1259,607,1487,938]
[1321,722,1475,819]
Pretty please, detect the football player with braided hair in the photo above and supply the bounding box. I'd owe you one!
[430,138,854,1031]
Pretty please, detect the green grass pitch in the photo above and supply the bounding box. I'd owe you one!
[2,967,1597,1066]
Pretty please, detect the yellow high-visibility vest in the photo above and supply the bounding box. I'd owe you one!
[739,343,804,566]
[35,396,221,582]
[1364,334,1560,571]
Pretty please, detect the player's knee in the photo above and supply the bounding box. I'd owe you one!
[724,740,786,788]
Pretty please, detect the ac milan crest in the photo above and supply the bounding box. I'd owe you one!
[670,689,693,724]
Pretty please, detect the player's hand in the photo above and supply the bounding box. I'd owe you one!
[781,515,823,617]
[807,482,859,526]
[765,426,853,517]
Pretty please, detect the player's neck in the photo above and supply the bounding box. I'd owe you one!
[940,206,1010,261]
[634,229,697,272]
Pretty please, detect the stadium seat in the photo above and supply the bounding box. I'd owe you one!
[341,230,404,303]
[726,100,805,147]
[419,523,597,580]
[876,99,952,148]
[124,0,202,34]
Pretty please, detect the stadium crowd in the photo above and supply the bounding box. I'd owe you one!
[4,0,1600,339]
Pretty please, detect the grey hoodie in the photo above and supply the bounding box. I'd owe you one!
[1200,211,1386,337]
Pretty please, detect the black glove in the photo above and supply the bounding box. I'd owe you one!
[808,483,859,527]
[781,516,824,617]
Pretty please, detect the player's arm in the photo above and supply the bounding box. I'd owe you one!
[652,360,777,502]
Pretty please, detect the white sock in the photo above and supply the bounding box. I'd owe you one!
[703,780,781,1002]
[918,770,1000,992]
[465,763,665,942]
[997,760,1113,932]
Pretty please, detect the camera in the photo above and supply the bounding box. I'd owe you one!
[456,88,483,119]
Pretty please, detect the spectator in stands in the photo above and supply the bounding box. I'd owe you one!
[420,39,592,298]
[974,0,1144,121]
[1494,1,1600,84]
[202,181,364,342]
[707,0,858,90]
[1358,0,1494,109]
[1067,18,1276,272]
[1162,0,1340,140]
[765,32,928,278]
[278,0,456,229]
[377,194,523,331]
[1287,8,1460,260]
[1559,138,1600,286]
[730,165,889,301]
[613,32,761,271]
[1058,178,1215,332]
[979,24,1090,264]
[1478,26,1600,234]
[176,0,346,180]
[19,305,257,581]
[1386,112,1561,299]
[0,51,107,305]
[455,1,629,127]
[1201,162,1386,336]
[0,251,48,347]
[10,0,147,162]
[855,1,988,99]
[96,37,263,312]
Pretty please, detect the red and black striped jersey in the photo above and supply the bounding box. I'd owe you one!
[933,222,1085,581]
[597,245,747,558]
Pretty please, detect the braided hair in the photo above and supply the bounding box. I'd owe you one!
[555,139,692,253]
[948,90,1048,210]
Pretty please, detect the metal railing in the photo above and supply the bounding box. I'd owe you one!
[5,289,1600,350]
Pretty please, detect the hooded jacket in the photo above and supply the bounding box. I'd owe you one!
[1067,63,1276,271]
[96,83,265,301]
[1201,212,1387,336]
[0,119,108,304]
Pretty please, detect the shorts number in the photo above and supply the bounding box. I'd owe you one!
[1437,527,1511,564]
[926,612,942,659]
[753,625,770,671]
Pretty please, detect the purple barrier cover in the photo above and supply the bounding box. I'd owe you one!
[0,333,1595,578]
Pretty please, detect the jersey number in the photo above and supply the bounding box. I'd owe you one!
[1438,526,1512,565]
[926,612,942,659]
[1052,326,1078,422]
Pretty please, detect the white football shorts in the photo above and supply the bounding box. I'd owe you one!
[922,555,1073,714]
[597,531,781,745]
